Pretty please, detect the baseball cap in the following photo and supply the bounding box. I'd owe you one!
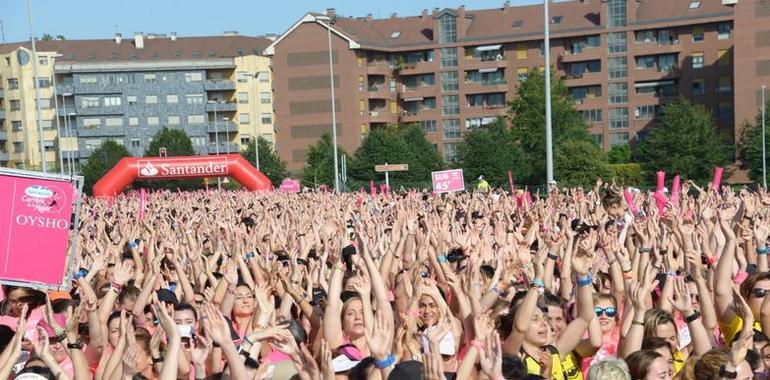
[156,289,179,306]
[331,354,361,373]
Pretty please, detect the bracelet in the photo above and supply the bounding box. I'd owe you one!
[639,247,652,254]
[719,365,737,379]
[622,271,634,280]
[67,339,84,350]
[374,354,396,369]
[469,339,485,351]
[621,267,633,273]
[576,274,593,287]
[334,264,345,272]
[734,271,749,284]
[437,255,448,264]
[110,282,123,294]
[152,355,164,364]
[757,247,770,255]
[531,279,545,288]
[666,271,676,278]
[631,320,644,327]
[684,311,701,323]
[547,253,558,261]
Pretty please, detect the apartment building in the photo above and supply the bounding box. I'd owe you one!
[0,32,274,171]
[266,0,740,172]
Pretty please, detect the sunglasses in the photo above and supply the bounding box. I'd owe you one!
[753,288,769,298]
[594,306,617,318]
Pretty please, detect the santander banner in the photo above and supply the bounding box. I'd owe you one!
[93,154,272,198]
[0,174,76,287]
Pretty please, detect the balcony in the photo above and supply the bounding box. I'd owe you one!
[397,60,436,75]
[205,102,238,112]
[77,126,126,137]
[367,109,397,123]
[73,83,121,95]
[0,151,8,161]
[0,130,6,141]
[630,39,682,56]
[203,80,236,91]
[0,110,4,120]
[56,84,74,96]
[206,121,238,133]
[76,106,124,116]
[464,78,509,93]
[564,71,603,87]
[559,47,603,63]
[366,61,393,75]
[633,66,680,82]
[0,88,4,98]
[207,142,241,154]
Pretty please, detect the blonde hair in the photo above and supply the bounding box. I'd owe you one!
[693,348,729,380]
[643,309,676,340]
[587,358,631,380]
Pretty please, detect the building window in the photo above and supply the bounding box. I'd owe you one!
[261,113,272,124]
[718,76,732,93]
[238,92,249,104]
[37,78,51,88]
[186,94,204,104]
[258,71,269,82]
[592,133,604,146]
[610,132,629,146]
[131,139,141,148]
[129,117,139,126]
[104,96,121,107]
[442,95,459,116]
[717,103,733,119]
[441,71,459,92]
[144,74,157,83]
[81,97,100,108]
[517,67,529,82]
[7,78,19,90]
[443,119,461,139]
[438,14,457,43]
[609,108,628,129]
[260,92,271,104]
[239,113,250,124]
[635,30,655,43]
[184,72,203,82]
[104,117,122,127]
[718,22,732,40]
[39,56,48,65]
[166,95,178,104]
[582,109,603,123]
[240,134,251,145]
[187,115,205,124]
[147,116,159,126]
[237,71,249,83]
[168,116,180,126]
[692,52,704,69]
[516,43,528,59]
[717,49,731,66]
[608,82,627,104]
[190,137,206,146]
[570,85,602,103]
[692,26,704,42]
[443,143,458,162]
[82,118,101,129]
[657,54,677,72]
[636,56,656,69]
[40,119,54,130]
[607,32,627,54]
[127,96,138,105]
[692,79,705,95]
[11,121,22,132]
[13,142,24,153]
[10,99,21,111]
[608,57,627,80]
[421,120,437,133]
[635,105,657,119]
[79,76,97,84]
[440,48,457,68]
[607,0,627,27]
[145,95,158,104]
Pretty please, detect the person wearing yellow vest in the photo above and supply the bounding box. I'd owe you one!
[501,249,598,380]
[477,176,490,193]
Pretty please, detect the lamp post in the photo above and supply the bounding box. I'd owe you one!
[27,0,46,173]
[246,72,261,170]
[763,85,767,189]
[52,82,64,174]
[208,100,221,190]
[317,15,340,192]
[544,0,554,192]
[223,117,230,154]
[60,94,73,176]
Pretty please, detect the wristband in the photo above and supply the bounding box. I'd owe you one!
[531,279,545,288]
[407,308,420,318]
[437,255,448,264]
[334,264,345,272]
[469,339,485,351]
[705,255,717,266]
[152,355,164,364]
[639,247,652,254]
[110,282,123,294]
[243,252,255,261]
[631,320,644,327]
[128,241,138,249]
[622,271,634,280]
[547,253,558,261]
[67,339,84,350]
[374,354,396,369]
[684,311,701,324]
[757,247,770,255]
[734,271,748,284]
[666,271,676,278]
[719,365,737,379]
[576,274,593,287]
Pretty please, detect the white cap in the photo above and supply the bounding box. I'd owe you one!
[15,374,49,380]
[331,354,361,373]
[420,328,456,356]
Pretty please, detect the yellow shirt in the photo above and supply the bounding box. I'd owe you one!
[523,346,567,380]
[561,351,583,380]
[477,180,490,192]
[719,315,762,344]
[673,349,685,374]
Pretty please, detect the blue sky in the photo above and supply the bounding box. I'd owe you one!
[0,0,539,43]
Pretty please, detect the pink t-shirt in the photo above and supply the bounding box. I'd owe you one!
[0,307,44,341]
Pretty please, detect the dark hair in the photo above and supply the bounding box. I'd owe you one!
[626,350,663,380]
[601,187,623,208]
[174,303,198,320]
[502,355,527,380]
[348,357,377,380]
[118,284,141,304]
[747,349,761,372]
[479,265,495,279]
[2,285,46,310]
[51,298,79,314]
[0,325,14,353]
[641,337,673,354]
[18,365,56,380]
[543,292,566,308]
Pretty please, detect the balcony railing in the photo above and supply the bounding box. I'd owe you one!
[482,79,508,86]
[206,121,238,133]
[203,80,236,91]
[0,151,8,161]
[205,102,238,112]
[479,55,506,62]
[368,85,385,92]
[207,142,240,154]
[0,110,4,120]
[77,126,126,137]
[0,130,7,141]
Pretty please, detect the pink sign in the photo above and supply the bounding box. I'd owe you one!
[279,179,300,193]
[0,174,76,287]
[431,169,465,194]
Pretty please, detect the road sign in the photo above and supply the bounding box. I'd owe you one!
[432,169,465,194]
[375,164,409,172]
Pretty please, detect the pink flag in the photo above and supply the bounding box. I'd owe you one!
[624,188,639,216]
[711,167,724,191]
[656,171,666,193]
[671,175,681,207]
[370,180,376,196]
[507,171,514,197]
[524,189,532,207]
[653,190,668,216]
[138,188,147,221]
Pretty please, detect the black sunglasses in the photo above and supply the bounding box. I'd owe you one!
[753,288,769,298]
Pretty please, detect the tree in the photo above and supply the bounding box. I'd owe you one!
[137,128,201,190]
[241,137,289,187]
[637,97,730,182]
[41,33,54,41]
[555,140,611,188]
[81,140,131,194]
[349,124,443,187]
[301,132,349,188]
[607,144,632,164]
[739,104,770,183]
[458,119,527,188]
[508,69,591,184]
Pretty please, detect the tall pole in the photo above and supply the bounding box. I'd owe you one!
[763,85,767,189]
[252,74,260,170]
[213,106,221,190]
[544,0,554,191]
[52,81,63,174]
[27,0,46,173]
[61,99,70,176]
[326,20,340,193]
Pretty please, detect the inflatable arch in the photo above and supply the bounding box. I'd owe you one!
[92,154,272,197]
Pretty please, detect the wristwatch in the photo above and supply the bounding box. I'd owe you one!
[718,365,737,379]
[67,339,84,350]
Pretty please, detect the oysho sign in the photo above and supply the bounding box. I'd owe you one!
[137,157,230,179]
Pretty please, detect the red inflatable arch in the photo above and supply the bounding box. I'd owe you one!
[92,154,272,197]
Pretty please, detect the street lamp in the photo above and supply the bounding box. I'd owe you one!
[316,15,340,192]
[544,0,554,192]
[243,72,261,170]
[60,93,74,176]
[222,117,231,154]
[208,100,222,190]
[763,85,767,189]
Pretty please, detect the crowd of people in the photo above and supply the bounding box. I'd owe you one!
[0,180,769,380]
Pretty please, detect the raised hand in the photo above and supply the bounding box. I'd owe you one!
[365,310,394,360]
[479,332,504,380]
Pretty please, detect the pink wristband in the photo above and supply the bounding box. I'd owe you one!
[734,271,748,284]
[407,308,420,318]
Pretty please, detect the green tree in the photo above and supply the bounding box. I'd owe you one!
[637,97,730,182]
[739,104,770,183]
[607,144,632,164]
[81,140,131,194]
[301,132,349,188]
[555,140,611,188]
[41,33,54,41]
[458,119,527,187]
[349,124,443,187]
[137,128,201,190]
[508,69,591,184]
[241,137,289,187]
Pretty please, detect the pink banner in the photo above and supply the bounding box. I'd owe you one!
[624,188,640,216]
[0,174,76,287]
[524,189,533,207]
[279,179,300,193]
[431,169,465,194]
[138,188,147,221]
[370,180,376,196]
[712,167,724,191]
[656,171,666,192]
[653,190,668,216]
[515,190,524,208]
[507,171,514,196]
[671,175,681,208]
